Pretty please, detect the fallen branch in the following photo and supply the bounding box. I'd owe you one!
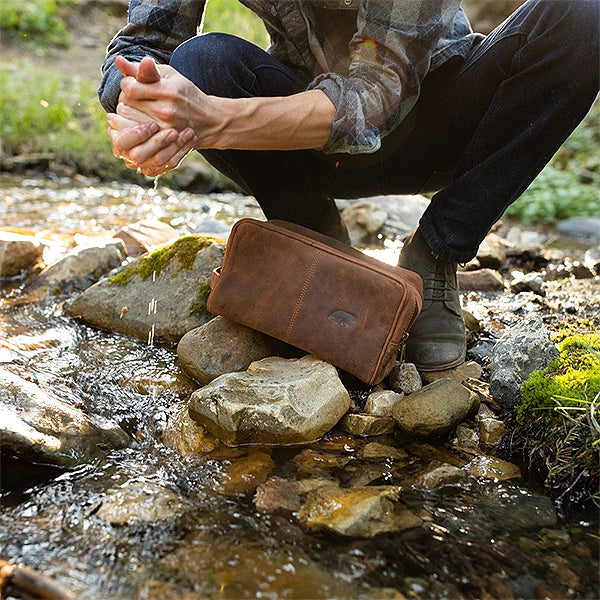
[0,560,75,600]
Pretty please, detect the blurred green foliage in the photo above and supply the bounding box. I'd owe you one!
[204,0,268,48]
[0,0,74,48]
[505,105,600,224]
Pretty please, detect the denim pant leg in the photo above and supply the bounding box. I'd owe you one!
[416,0,600,262]
[169,33,350,243]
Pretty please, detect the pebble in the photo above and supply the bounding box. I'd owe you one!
[479,417,505,446]
[340,414,396,436]
[357,442,408,461]
[467,455,521,481]
[386,362,422,395]
[364,390,404,417]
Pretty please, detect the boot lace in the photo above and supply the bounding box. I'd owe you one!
[423,260,456,303]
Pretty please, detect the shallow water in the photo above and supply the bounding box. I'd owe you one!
[0,176,598,599]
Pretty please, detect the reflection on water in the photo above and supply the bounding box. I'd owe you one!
[0,176,598,599]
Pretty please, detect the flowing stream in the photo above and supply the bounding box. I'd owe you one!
[0,174,598,599]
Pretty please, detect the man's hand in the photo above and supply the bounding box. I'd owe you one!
[107,56,198,177]
[117,56,210,135]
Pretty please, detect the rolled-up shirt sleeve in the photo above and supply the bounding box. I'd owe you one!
[98,0,205,113]
[307,0,462,155]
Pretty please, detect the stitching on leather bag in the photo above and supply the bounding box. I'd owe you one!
[286,250,321,342]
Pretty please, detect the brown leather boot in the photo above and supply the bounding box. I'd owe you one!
[398,228,466,371]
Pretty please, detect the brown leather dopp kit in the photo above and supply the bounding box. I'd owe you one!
[207,219,423,385]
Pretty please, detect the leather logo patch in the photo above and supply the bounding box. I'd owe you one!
[328,310,357,328]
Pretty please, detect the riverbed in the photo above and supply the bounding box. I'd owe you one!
[1,174,598,599]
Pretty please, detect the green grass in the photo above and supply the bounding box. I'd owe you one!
[0,0,74,48]
[505,105,600,224]
[203,0,268,48]
[516,334,600,496]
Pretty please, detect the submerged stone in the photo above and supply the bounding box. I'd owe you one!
[66,235,224,344]
[162,404,218,456]
[254,476,301,514]
[96,481,183,525]
[297,485,421,538]
[339,413,396,436]
[467,455,522,481]
[189,355,350,446]
[0,231,44,277]
[25,239,126,297]
[0,368,128,467]
[409,462,468,490]
[219,450,274,495]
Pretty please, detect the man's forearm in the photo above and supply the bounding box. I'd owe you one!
[197,90,336,151]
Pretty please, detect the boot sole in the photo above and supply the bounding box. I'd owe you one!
[411,355,466,372]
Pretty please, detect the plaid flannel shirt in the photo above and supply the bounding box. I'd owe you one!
[99,0,481,154]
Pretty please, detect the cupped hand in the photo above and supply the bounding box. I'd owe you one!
[116,55,208,134]
[107,115,198,177]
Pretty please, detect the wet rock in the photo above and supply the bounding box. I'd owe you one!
[315,430,363,452]
[342,462,399,487]
[293,448,351,473]
[66,235,224,344]
[357,442,408,461]
[386,362,422,395]
[25,239,126,297]
[477,233,509,269]
[555,217,600,241]
[463,309,482,339]
[467,455,521,480]
[453,423,480,451]
[0,368,128,467]
[510,271,544,294]
[369,587,407,600]
[477,403,497,421]
[584,247,600,273]
[160,536,357,599]
[297,485,421,538]
[364,390,405,416]
[220,450,274,495]
[468,341,494,362]
[457,268,504,291]
[96,481,183,525]
[254,476,301,514]
[392,379,479,437]
[162,404,218,456]
[421,361,482,384]
[340,413,396,436]
[189,356,350,446]
[410,462,468,490]
[567,261,595,279]
[0,231,44,277]
[341,201,387,244]
[113,219,178,257]
[479,417,505,446]
[490,315,559,408]
[177,316,293,385]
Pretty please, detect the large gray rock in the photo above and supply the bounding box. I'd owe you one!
[297,485,421,538]
[489,315,559,408]
[66,235,224,344]
[393,379,479,437]
[336,195,429,238]
[340,201,387,244]
[556,217,600,241]
[0,368,128,466]
[189,355,350,446]
[0,231,44,277]
[177,316,293,385]
[25,239,126,297]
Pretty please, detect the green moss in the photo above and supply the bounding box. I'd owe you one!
[189,281,212,317]
[516,334,600,491]
[109,235,220,286]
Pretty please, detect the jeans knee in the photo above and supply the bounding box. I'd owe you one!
[170,33,252,95]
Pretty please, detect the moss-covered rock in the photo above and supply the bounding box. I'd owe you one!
[515,334,600,502]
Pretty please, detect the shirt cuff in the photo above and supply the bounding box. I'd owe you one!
[307,74,381,155]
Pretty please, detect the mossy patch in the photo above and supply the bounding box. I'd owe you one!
[189,281,212,318]
[515,334,600,502]
[109,236,221,286]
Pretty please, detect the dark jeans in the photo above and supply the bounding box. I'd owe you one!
[170,0,599,262]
